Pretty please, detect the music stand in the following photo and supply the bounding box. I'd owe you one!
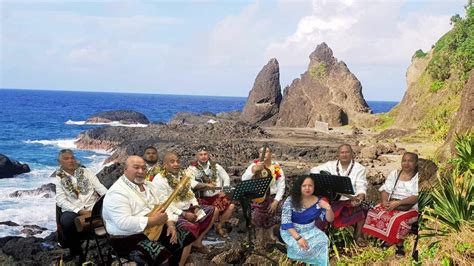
[310,173,355,200]
[232,177,277,264]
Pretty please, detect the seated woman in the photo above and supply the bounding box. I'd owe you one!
[362,152,419,257]
[280,175,334,266]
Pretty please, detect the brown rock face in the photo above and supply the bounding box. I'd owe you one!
[241,58,282,125]
[276,43,371,127]
[440,71,474,155]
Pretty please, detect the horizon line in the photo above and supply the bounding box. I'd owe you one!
[0,87,400,102]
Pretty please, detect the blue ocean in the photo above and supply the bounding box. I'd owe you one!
[0,88,397,237]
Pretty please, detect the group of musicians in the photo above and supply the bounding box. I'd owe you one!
[55,143,419,265]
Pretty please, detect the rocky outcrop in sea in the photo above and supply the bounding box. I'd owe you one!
[86,110,150,125]
[240,58,282,126]
[276,43,372,127]
[0,154,30,179]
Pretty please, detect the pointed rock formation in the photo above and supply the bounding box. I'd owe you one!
[240,58,282,125]
[276,43,371,127]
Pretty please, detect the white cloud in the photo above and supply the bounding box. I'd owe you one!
[265,0,455,68]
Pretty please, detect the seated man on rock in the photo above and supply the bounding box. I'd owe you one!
[187,145,236,238]
[55,149,107,261]
[152,152,219,254]
[143,146,161,182]
[102,156,194,265]
[310,144,368,247]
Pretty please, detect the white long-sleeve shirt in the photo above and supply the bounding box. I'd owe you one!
[310,160,367,201]
[379,170,419,210]
[55,167,107,213]
[152,172,199,222]
[102,176,165,236]
[241,161,286,202]
[187,161,230,197]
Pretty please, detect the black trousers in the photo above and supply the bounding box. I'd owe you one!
[59,211,84,257]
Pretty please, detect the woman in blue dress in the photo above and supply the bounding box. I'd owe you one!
[280,175,334,265]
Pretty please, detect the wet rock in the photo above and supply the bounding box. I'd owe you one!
[9,183,56,198]
[0,154,30,179]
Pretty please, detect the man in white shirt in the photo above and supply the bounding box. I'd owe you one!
[152,152,219,254]
[241,146,286,249]
[143,146,161,182]
[310,144,368,247]
[55,149,107,261]
[102,156,194,265]
[187,145,236,238]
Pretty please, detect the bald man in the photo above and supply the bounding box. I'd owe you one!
[152,152,219,254]
[102,156,194,265]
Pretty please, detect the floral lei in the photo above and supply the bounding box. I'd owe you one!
[57,167,90,198]
[146,165,162,182]
[253,160,282,180]
[162,169,195,202]
[191,160,217,183]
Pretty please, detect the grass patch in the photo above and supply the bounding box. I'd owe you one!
[430,80,445,92]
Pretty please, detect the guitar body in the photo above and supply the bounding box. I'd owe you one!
[252,167,272,203]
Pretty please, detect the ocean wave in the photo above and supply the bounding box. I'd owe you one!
[24,138,78,149]
[65,120,148,127]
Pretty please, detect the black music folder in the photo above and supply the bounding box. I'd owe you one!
[310,173,354,200]
[232,177,272,201]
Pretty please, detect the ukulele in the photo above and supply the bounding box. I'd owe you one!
[252,145,273,203]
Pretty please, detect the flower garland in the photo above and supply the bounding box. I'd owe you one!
[146,165,162,182]
[162,169,195,202]
[253,160,282,180]
[57,167,90,198]
[191,160,217,184]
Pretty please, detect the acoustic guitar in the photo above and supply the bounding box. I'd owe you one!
[252,145,273,203]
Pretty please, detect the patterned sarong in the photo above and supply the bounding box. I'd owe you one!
[331,200,366,228]
[109,225,195,265]
[176,205,215,238]
[251,194,283,229]
[198,194,232,212]
[362,204,418,244]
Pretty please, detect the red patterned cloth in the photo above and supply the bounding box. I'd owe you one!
[198,193,232,212]
[362,204,418,244]
[331,200,366,228]
[176,205,215,238]
[251,194,283,229]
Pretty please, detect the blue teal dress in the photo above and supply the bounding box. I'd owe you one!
[280,197,329,265]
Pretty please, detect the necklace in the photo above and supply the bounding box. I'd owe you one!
[336,160,355,176]
[121,176,158,209]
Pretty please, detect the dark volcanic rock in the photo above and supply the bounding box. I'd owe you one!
[0,221,20,227]
[241,58,282,125]
[276,43,372,127]
[169,112,220,125]
[9,183,56,198]
[86,110,150,124]
[21,225,48,237]
[0,154,30,178]
[96,162,124,189]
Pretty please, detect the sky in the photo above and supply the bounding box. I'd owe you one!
[0,0,467,101]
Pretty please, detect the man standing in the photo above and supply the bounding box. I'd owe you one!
[143,146,161,182]
[187,145,236,238]
[102,156,194,265]
[55,149,107,261]
[152,152,219,254]
[310,144,368,247]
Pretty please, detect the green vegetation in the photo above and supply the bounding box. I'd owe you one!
[419,81,462,141]
[430,80,445,92]
[309,62,327,78]
[427,2,474,81]
[418,132,474,264]
[413,49,428,59]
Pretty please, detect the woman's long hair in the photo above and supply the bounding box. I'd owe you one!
[290,175,314,211]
